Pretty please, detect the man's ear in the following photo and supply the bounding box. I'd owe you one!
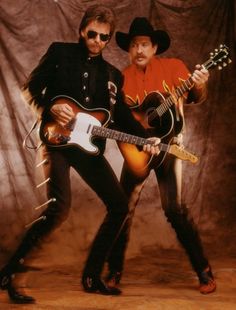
[153,44,158,54]
[80,29,85,38]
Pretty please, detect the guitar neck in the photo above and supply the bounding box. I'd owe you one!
[171,56,214,101]
[175,76,194,100]
[92,126,168,151]
[155,57,216,117]
[156,76,194,117]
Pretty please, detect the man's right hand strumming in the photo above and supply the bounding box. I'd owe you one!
[50,103,75,127]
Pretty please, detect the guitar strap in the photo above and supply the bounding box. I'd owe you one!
[107,67,118,124]
[22,118,40,150]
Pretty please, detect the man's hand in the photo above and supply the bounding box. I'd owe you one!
[143,137,161,155]
[192,64,209,89]
[50,103,75,127]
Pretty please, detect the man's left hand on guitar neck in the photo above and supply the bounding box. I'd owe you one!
[143,137,161,155]
[189,64,209,104]
[192,64,209,89]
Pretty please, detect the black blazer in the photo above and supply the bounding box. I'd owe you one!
[22,41,146,150]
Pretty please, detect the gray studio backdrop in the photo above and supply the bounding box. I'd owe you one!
[0,0,235,267]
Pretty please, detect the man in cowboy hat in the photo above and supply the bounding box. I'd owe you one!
[105,17,216,294]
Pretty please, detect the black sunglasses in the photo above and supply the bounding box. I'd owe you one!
[87,30,110,42]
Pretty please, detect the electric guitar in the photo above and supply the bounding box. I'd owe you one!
[117,44,231,177]
[39,95,198,178]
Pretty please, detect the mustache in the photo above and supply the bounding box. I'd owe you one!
[135,54,146,59]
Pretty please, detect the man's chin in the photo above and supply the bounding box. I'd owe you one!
[89,48,101,57]
[134,60,147,69]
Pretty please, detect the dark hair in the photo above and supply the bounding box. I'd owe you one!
[79,5,116,37]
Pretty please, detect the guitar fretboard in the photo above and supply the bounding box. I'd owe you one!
[150,76,195,123]
[92,126,168,151]
[149,46,229,122]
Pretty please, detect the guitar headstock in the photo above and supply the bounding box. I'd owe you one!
[169,144,199,164]
[203,44,231,71]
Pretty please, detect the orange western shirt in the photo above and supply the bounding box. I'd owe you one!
[122,56,190,107]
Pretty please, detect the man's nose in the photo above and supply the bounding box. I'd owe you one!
[137,45,143,53]
[94,34,101,43]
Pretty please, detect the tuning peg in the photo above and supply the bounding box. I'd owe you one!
[210,52,214,57]
[219,44,224,48]
[222,62,227,67]
[228,58,232,64]
[218,65,222,70]
[215,48,219,52]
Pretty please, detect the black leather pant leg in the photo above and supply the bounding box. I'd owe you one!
[2,147,72,274]
[155,156,209,273]
[107,163,146,273]
[69,152,129,277]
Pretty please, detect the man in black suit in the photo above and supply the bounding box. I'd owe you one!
[0,5,159,303]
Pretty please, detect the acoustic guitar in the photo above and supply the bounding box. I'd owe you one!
[118,44,231,177]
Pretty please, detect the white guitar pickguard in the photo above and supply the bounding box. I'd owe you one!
[70,113,101,154]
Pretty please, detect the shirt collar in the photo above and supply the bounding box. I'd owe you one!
[78,40,104,64]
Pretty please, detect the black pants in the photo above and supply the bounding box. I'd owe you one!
[107,154,209,275]
[5,146,129,278]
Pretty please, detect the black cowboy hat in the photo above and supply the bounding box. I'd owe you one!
[115,17,170,54]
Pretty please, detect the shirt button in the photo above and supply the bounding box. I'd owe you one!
[84,72,88,78]
[85,97,90,102]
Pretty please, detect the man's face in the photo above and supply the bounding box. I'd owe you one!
[129,36,157,70]
[80,20,111,57]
